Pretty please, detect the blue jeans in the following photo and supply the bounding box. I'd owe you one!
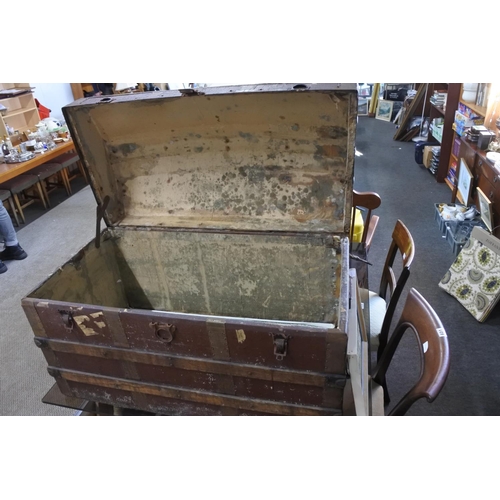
[0,199,18,247]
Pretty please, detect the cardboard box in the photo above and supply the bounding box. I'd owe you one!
[423,146,434,168]
[455,110,484,129]
[432,125,444,143]
[458,102,482,118]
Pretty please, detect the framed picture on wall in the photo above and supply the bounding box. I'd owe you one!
[477,187,494,232]
[375,100,394,122]
[457,158,473,205]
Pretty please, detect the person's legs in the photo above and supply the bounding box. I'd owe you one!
[0,200,27,273]
[0,199,19,246]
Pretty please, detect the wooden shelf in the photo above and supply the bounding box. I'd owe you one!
[427,84,461,183]
[450,153,458,161]
[459,99,487,117]
[0,90,33,101]
[430,103,446,115]
[4,106,37,119]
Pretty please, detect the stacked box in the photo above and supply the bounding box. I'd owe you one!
[454,110,484,136]
[430,146,441,175]
[445,219,486,256]
[434,203,473,235]
[434,203,459,235]
[458,102,480,117]
[423,146,434,168]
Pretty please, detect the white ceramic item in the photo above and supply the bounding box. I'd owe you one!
[42,118,62,132]
[462,83,478,102]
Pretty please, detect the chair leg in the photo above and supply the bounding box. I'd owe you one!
[12,194,25,224]
[35,182,48,209]
[61,168,72,195]
[40,180,51,208]
[7,196,20,227]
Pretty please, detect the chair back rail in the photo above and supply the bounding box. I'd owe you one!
[377,220,415,359]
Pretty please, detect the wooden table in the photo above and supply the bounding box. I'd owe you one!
[0,139,76,184]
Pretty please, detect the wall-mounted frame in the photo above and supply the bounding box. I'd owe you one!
[457,158,473,205]
[477,187,494,232]
[375,100,394,122]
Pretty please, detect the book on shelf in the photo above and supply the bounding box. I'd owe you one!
[430,91,448,107]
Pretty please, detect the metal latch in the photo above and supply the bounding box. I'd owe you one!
[272,333,289,360]
[59,310,74,331]
[150,322,176,343]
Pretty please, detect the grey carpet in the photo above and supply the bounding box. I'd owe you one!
[355,116,500,416]
[0,186,96,415]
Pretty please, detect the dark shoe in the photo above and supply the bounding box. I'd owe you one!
[0,260,6,274]
[0,244,27,261]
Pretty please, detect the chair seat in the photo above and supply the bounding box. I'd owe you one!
[30,163,65,180]
[52,152,79,169]
[359,288,386,346]
[0,174,40,194]
[0,189,11,202]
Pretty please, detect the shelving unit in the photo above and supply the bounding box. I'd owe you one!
[447,84,500,237]
[445,88,488,197]
[444,85,497,194]
[0,83,40,137]
[426,83,461,183]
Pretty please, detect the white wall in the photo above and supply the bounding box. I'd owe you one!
[30,83,75,122]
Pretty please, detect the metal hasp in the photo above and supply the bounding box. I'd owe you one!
[150,322,176,343]
[272,333,289,360]
[59,310,74,330]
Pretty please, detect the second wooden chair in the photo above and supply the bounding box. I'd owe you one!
[350,189,381,253]
[359,219,415,361]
